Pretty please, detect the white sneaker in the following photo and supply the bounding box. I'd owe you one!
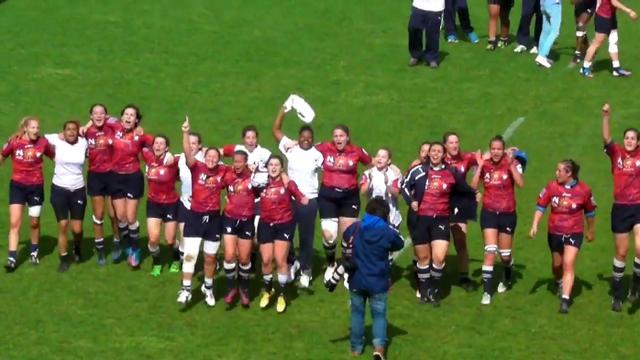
[535,55,552,68]
[513,44,527,53]
[497,282,510,293]
[481,292,492,305]
[324,263,336,282]
[416,289,421,298]
[176,289,192,305]
[529,46,538,54]
[201,284,216,307]
[289,260,300,282]
[343,272,350,290]
[299,272,312,288]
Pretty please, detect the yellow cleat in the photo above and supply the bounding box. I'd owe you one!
[276,294,287,313]
[259,290,273,309]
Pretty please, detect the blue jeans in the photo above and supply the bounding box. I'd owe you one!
[538,0,561,57]
[350,290,388,353]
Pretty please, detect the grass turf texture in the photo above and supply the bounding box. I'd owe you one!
[0,0,639,358]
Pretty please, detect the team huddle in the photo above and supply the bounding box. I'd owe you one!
[2,98,640,314]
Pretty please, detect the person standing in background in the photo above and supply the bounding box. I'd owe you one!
[408,0,445,68]
[443,0,480,43]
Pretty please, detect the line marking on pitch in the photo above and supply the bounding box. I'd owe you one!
[391,235,413,261]
[502,117,525,141]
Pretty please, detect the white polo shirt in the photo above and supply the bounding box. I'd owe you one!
[45,134,87,191]
[412,0,445,12]
[233,144,272,187]
[361,167,403,227]
[278,136,323,199]
[178,150,205,209]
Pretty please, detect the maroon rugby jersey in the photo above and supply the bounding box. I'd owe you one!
[222,168,256,220]
[537,180,596,235]
[258,178,304,224]
[2,136,54,185]
[316,142,371,190]
[85,122,116,173]
[444,152,477,178]
[418,166,456,217]
[189,162,228,213]
[605,142,640,205]
[479,157,519,213]
[142,149,179,204]
[111,122,153,174]
[596,0,615,18]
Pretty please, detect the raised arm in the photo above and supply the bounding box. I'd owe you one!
[470,150,484,189]
[510,160,525,188]
[272,106,287,143]
[182,116,196,168]
[611,0,637,19]
[602,103,612,144]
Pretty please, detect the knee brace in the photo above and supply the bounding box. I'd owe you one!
[499,248,512,259]
[28,205,42,218]
[182,237,202,273]
[484,244,498,255]
[608,30,619,54]
[92,214,104,225]
[203,240,220,256]
[321,218,338,243]
[576,22,586,38]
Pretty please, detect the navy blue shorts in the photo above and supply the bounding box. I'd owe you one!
[147,201,178,223]
[183,210,222,242]
[548,233,583,252]
[87,171,114,197]
[257,220,295,244]
[177,201,190,223]
[594,14,617,35]
[222,215,255,239]
[480,209,517,235]
[450,195,477,223]
[9,180,44,207]
[611,203,640,234]
[111,171,144,200]
[50,184,87,222]
[318,186,360,219]
[413,215,450,245]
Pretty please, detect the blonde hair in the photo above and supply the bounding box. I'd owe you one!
[13,116,40,139]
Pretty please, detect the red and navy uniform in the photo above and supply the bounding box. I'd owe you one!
[537,180,596,251]
[2,136,54,206]
[316,142,371,219]
[257,178,305,244]
[183,162,229,242]
[143,150,180,222]
[109,123,153,199]
[605,142,640,233]
[479,157,519,234]
[85,122,116,196]
[222,168,256,239]
[445,152,478,222]
[403,159,424,239]
[594,0,618,34]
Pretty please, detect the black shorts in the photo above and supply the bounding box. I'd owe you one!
[594,14,618,35]
[110,171,144,200]
[480,209,517,235]
[406,208,420,241]
[9,180,44,207]
[611,203,640,234]
[488,0,514,8]
[413,215,450,245]
[575,0,596,18]
[50,184,87,222]
[183,210,222,242]
[147,200,178,222]
[257,220,295,244]
[87,171,114,197]
[318,186,360,219]
[450,196,477,223]
[177,201,190,223]
[548,233,583,252]
[222,215,256,239]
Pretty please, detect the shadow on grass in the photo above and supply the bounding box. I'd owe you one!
[529,276,593,299]
[17,235,57,267]
[329,322,408,356]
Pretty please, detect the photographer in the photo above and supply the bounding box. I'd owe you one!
[331,197,404,359]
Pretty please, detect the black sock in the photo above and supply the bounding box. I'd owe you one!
[323,240,336,265]
[59,253,69,263]
[172,245,181,262]
[149,244,161,265]
[224,261,238,290]
[117,223,129,246]
[612,258,626,300]
[129,223,140,250]
[263,274,273,293]
[8,250,17,261]
[459,272,470,282]
[504,259,513,283]
[430,264,444,293]
[239,263,251,290]
[94,238,105,253]
[416,263,431,297]
[287,247,296,266]
[482,265,494,294]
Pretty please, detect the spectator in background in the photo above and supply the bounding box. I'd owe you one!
[535,0,562,68]
[408,0,445,68]
[347,197,404,360]
[514,0,542,53]
[443,0,480,43]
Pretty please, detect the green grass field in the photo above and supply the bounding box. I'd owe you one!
[1,0,640,358]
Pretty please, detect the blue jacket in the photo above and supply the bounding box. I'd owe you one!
[347,213,405,295]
